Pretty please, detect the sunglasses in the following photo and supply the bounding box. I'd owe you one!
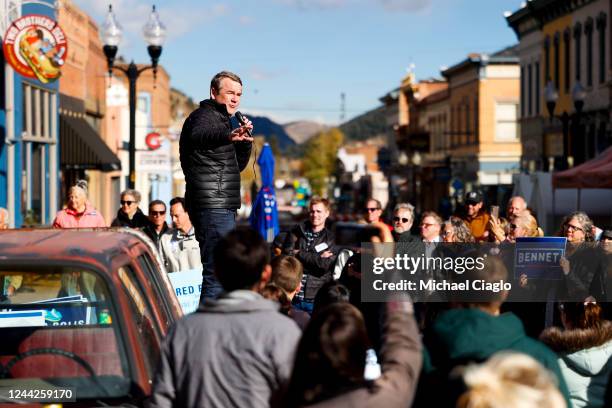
[120,200,135,206]
[393,217,410,223]
[366,207,380,212]
[150,211,166,216]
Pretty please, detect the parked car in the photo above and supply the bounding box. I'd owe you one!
[0,228,183,406]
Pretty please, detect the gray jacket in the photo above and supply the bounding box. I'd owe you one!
[149,290,301,408]
[159,227,202,273]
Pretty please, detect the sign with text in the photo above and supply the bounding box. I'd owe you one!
[514,237,566,280]
[167,268,203,314]
[136,151,171,172]
[2,14,67,83]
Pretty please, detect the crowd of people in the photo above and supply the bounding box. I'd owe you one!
[86,187,606,408]
[5,66,610,407]
[50,180,204,274]
[2,175,610,407]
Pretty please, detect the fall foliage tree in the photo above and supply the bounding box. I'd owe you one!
[302,128,344,196]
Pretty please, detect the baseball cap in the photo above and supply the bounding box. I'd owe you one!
[601,227,612,241]
[465,191,483,205]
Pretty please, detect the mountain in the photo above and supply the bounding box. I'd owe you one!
[339,105,390,141]
[284,121,329,144]
[239,114,296,150]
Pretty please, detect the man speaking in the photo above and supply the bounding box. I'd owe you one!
[179,71,253,302]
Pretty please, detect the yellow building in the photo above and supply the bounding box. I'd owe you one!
[442,47,522,198]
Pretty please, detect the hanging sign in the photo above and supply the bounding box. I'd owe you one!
[2,14,67,84]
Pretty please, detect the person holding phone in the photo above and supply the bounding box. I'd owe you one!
[488,196,527,243]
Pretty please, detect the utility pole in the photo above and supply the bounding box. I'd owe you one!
[340,92,346,123]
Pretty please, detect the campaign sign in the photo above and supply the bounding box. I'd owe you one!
[0,310,45,327]
[167,268,203,314]
[31,295,91,326]
[514,237,567,280]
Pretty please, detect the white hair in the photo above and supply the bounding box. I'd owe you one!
[456,352,565,408]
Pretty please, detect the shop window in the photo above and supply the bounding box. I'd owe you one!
[21,83,54,225]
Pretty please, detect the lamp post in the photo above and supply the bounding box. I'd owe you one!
[101,5,166,189]
[544,81,586,169]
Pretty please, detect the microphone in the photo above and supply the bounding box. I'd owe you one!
[235,111,253,137]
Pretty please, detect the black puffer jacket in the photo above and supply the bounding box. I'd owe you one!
[282,221,337,300]
[179,99,252,210]
[111,208,150,228]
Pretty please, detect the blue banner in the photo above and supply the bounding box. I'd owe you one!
[514,237,567,280]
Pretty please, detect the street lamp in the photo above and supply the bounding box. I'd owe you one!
[544,80,586,169]
[101,5,166,189]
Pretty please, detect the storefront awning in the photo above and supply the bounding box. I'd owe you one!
[59,94,121,172]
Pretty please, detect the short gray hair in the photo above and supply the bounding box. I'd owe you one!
[393,202,415,224]
[121,189,141,203]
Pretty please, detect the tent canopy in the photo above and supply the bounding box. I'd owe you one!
[552,147,612,189]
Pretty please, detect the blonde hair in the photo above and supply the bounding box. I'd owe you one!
[456,352,565,408]
[514,213,539,237]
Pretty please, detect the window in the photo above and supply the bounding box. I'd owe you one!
[528,64,533,116]
[473,96,479,143]
[21,84,55,225]
[535,61,541,114]
[465,100,471,143]
[495,102,519,141]
[574,23,582,81]
[544,36,551,81]
[117,266,162,378]
[0,267,130,400]
[553,32,560,90]
[586,18,594,86]
[564,28,571,93]
[520,66,525,118]
[597,13,607,84]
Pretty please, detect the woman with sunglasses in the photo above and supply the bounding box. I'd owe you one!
[111,189,150,228]
[52,180,106,228]
[558,212,606,303]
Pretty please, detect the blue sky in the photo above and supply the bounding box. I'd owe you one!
[75,0,524,125]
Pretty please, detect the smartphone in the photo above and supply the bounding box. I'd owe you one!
[490,205,499,219]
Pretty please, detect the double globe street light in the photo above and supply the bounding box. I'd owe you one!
[545,80,586,170]
[101,5,166,189]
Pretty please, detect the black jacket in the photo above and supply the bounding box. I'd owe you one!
[111,208,150,228]
[142,222,169,248]
[282,221,337,300]
[179,99,252,210]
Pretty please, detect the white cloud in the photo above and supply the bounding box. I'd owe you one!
[274,0,348,10]
[276,0,433,13]
[74,0,229,42]
[377,0,432,12]
[248,66,286,81]
[239,15,255,25]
